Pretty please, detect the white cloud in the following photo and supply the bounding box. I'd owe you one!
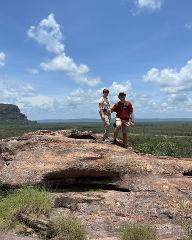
[143,59,192,115]
[26,68,39,75]
[161,93,192,112]
[55,80,180,117]
[0,52,5,67]
[65,81,171,117]
[0,83,54,112]
[57,81,134,117]
[40,54,100,86]
[27,14,100,86]
[144,59,192,94]
[110,81,132,96]
[20,95,55,110]
[1,78,192,119]
[0,80,136,118]
[27,13,64,55]
[134,0,164,10]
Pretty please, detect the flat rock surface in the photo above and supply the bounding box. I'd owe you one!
[0,233,38,240]
[0,130,191,239]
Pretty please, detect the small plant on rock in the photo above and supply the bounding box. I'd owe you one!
[120,222,158,240]
[52,216,87,240]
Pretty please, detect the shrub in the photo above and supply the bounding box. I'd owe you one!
[120,222,158,240]
[153,141,179,156]
[52,216,87,240]
[137,142,154,154]
[0,186,52,231]
[136,138,181,157]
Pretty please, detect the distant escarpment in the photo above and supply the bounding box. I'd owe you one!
[0,103,29,122]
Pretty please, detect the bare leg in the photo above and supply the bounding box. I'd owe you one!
[114,126,121,141]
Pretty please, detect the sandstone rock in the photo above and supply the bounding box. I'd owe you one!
[18,214,51,237]
[0,233,38,240]
[67,129,97,140]
[0,103,28,122]
[0,130,191,239]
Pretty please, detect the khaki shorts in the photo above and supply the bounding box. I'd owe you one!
[116,118,131,133]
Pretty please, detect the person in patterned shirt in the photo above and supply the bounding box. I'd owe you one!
[98,88,111,143]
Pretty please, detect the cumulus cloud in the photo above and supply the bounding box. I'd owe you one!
[66,81,168,117]
[1,78,192,119]
[111,81,132,92]
[27,13,64,55]
[0,52,5,67]
[59,79,192,117]
[40,54,100,86]
[27,14,100,86]
[0,80,135,117]
[134,0,164,10]
[161,93,192,112]
[58,81,134,117]
[143,59,192,115]
[144,59,192,94]
[0,83,55,112]
[66,81,132,104]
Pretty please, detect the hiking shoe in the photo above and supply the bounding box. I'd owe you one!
[103,138,110,144]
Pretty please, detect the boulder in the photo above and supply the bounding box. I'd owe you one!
[0,130,191,239]
[66,129,97,140]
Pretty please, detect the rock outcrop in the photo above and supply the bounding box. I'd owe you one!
[0,103,28,122]
[0,130,191,240]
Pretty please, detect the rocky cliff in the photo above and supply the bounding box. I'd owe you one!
[0,130,191,240]
[0,103,28,122]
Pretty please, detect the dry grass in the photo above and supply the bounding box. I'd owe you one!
[120,222,158,240]
[51,215,87,240]
[0,187,52,231]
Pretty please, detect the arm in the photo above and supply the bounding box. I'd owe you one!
[130,113,135,125]
[110,103,117,113]
[129,103,135,126]
[99,102,105,119]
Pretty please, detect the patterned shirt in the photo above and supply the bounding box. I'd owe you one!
[99,96,110,113]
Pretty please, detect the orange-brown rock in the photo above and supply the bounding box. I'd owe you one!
[0,130,191,239]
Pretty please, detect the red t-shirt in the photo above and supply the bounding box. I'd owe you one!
[111,100,133,120]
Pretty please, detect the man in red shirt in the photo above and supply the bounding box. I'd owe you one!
[111,92,134,148]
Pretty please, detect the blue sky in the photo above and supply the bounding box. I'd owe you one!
[0,0,192,120]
